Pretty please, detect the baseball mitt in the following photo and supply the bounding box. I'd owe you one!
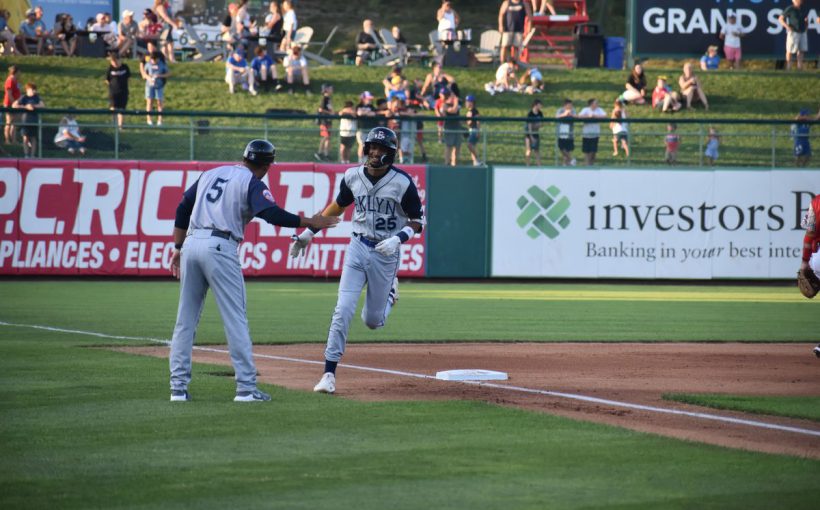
[797,268,820,299]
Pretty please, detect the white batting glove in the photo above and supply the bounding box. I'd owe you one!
[375,236,401,256]
[289,230,315,258]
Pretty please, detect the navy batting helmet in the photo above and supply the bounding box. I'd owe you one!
[363,127,398,167]
[243,139,276,166]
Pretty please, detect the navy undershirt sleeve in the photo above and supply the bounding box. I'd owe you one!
[400,180,424,232]
[256,206,301,228]
[335,177,354,207]
[174,179,199,229]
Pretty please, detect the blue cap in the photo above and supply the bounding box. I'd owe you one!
[799,108,811,116]
[465,95,475,102]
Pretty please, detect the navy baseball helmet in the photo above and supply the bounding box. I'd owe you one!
[243,139,276,166]
[363,127,398,167]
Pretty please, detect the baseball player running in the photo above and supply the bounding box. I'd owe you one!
[797,193,820,357]
[289,127,425,394]
[169,139,339,402]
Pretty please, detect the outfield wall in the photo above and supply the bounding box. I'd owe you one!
[0,159,814,279]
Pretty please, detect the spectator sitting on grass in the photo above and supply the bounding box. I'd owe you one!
[251,45,278,92]
[621,63,647,105]
[485,59,519,96]
[518,66,544,94]
[225,48,257,95]
[679,62,709,110]
[382,65,408,101]
[651,76,682,113]
[54,110,87,155]
[284,44,310,95]
[700,45,720,71]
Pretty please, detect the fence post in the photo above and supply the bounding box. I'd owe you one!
[698,123,704,167]
[189,117,195,161]
[482,127,487,165]
[37,116,42,158]
[114,115,119,160]
[770,125,776,169]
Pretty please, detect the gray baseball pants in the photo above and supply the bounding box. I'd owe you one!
[324,237,399,362]
[170,230,257,393]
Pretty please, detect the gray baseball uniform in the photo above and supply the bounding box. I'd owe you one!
[170,163,300,394]
[323,164,425,362]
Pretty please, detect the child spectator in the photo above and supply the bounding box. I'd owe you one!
[284,45,310,95]
[251,45,277,92]
[518,66,544,94]
[556,98,576,166]
[792,108,812,167]
[225,48,257,95]
[525,99,543,166]
[315,84,334,161]
[720,14,745,69]
[704,126,720,165]
[54,110,87,155]
[465,95,481,166]
[106,52,131,130]
[610,99,629,157]
[651,76,682,113]
[338,100,357,164]
[356,91,377,160]
[4,65,20,144]
[383,65,408,101]
[578,98,607,166]
[141,51,169,126]
[12,82,44,158]
[700,45,720,70]
[664,123,680,165]
[485,59,519,96]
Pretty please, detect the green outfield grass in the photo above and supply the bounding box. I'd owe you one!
[664,394,820,423]
[1,297,818,509]
[0,280,813,342]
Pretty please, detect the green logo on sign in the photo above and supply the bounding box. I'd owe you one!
[516,185,571,239]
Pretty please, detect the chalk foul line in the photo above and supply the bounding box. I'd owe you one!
[2,320,819,439]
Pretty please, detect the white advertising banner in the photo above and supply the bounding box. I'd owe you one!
[491,167,818,279]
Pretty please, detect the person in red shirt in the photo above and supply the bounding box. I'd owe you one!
[4,65,20,144]
[800,194,820,357]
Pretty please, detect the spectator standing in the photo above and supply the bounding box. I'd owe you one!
[499,0,532,63]
[3,66,21,144]
[792,108,812,167]
[141,51,169,126]
[12,83,44,158]
[700,45,720,71]
[106,52,131,129]
[280,0,297,51]
[356,91,378,160]
[153,0,179,63]
[225,48,258,95]
[440,88,461,166]
[283,44,310,94]
[525,99,543,166]
[436,1,460,43]
[720,14,745,69]
[220,3,239,50]
[54,13,78,57]
[315,84,334,161]
[779,0,809,71]
[338,100,357,164]
[0,10,15,56]
[679,62,709,110]
[610,99,629,157]
[262,1,284,48]
[251,45,278,91]
[465,95,481,166]
[651,76,682,113]
[355,19,378,66]
[664,123,680,165]
[118,10,139,58]
[704,126,720,165]
[556,99,576,166]
[621,63,647,105]
[53,111,87,155]
[578,98,607,166]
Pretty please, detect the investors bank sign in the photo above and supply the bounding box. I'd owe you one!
[491,167,816,279]
[630,0,820,58]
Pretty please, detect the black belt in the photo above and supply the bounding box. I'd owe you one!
[209,229,242,243]
[353,232,380,248]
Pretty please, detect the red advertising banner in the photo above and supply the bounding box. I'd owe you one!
[0,160,427,277]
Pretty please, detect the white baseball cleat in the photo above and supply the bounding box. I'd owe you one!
[814,344,820,358]
[388,276,399,306]
[314,372,336,394]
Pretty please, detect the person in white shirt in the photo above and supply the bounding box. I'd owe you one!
[280,0,297,51]
[720,14,745,69]
[436,1,459,43]
[578,98,608,166]
[54,112,86,155]
[485,59,519,95]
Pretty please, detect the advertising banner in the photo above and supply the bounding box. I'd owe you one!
[632,0,820,58]
[0,160,426,278]
[491,167,816,279]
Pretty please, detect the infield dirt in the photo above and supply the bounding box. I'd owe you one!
[121,343,820,459]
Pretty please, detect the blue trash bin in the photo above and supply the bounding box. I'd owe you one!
[603,37,625,70]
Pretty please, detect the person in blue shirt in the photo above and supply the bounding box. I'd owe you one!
[700,45,720,71]
[225,47,257,95]
[19,9,50,55]
[0,9,16,56]
[792,108,812,167]
[141,51,170,126]
[250,45,278,92]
